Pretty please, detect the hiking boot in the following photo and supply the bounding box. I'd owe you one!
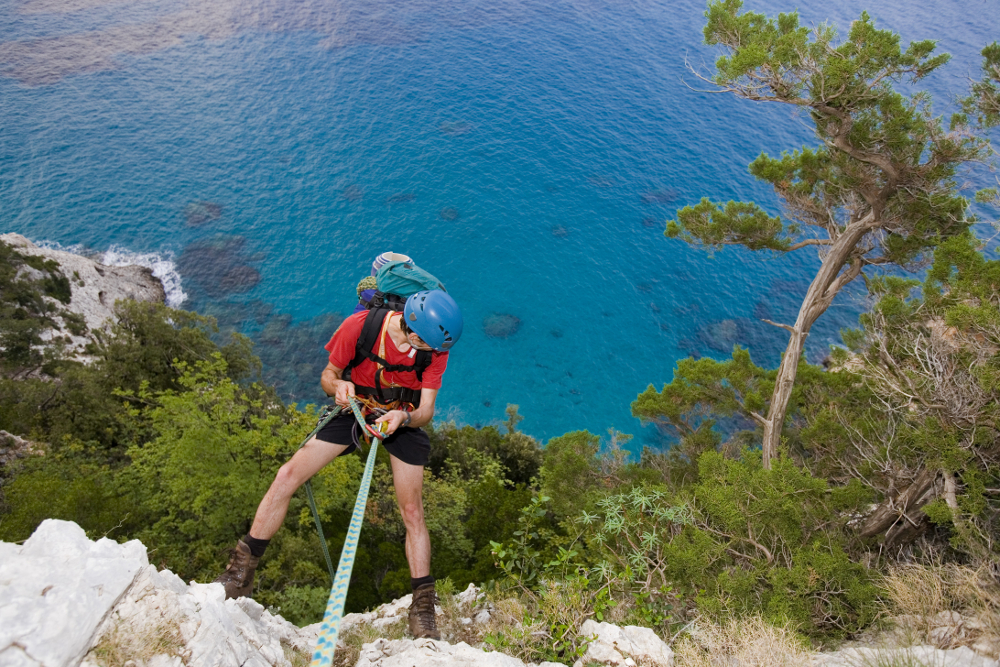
[213,539,259,600]
[408,583,440,640]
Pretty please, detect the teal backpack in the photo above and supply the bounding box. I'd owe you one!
[368,260,447,310]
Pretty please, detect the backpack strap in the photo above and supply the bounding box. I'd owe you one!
[342,308,433,407]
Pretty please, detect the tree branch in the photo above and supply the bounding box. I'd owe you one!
[762,319,797,334]
[787,238,835,251]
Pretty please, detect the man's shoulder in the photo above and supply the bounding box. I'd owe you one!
[346,310,370,325]
[332,310,370,339]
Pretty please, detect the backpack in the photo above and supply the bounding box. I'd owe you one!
[343,260,448,407]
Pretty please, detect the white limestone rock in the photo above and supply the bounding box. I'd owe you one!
[355,637,525,667]
[457,583,481,608]
[0,520,148,667]
[579,620,674,667]
[0,233,165,359]
[1,519,321,667]
[377,594,414,619]
[813,645,1000,667]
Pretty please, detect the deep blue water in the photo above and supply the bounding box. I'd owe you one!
[1,0,995,451]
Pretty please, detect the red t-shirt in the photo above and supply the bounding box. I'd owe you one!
[325,311,449,390]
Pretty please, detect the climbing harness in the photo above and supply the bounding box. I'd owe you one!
[309,396,384,667]
[343,306,431,407]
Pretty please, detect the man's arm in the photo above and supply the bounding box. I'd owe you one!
[321,362,356,406]
[376,387,438,434]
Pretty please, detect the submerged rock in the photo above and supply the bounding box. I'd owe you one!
[483,313,521,339]
[551,225,569,238]
[640,188,678,204]
[183,201,223,227]
[385,193,416,205]
[219,265,262,293]
[177,236,262,298]
[342,184,364,201]
[439,121,473,136]
[588,174,616,188]
[698,318,740,352]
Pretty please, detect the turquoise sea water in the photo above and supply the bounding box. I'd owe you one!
[1,0,995,450]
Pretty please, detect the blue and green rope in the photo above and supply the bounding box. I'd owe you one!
[309,396,381,667]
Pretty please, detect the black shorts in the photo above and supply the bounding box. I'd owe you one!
[314,410,431,467]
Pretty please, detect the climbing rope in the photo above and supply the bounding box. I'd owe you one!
[310,396,382,667]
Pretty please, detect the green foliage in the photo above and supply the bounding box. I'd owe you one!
[962,42,1000,129]
[827,233,1000,561]
[538,431,604,520]
[691,451,876,635]
[583,486,695,630]
[683,1,980,268]
[96,300,261,394]
[266,585,330,627]
[118,356,307,575]
[666,199,787,251]
[663,1,996,471]
[0,446,129,542]
[0,240,74,374]
[492,450,876,640]
[487,496,607,663]
[427,412,542,486]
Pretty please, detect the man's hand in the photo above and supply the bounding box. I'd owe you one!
[333,380,356,408]
[374,410,409,435]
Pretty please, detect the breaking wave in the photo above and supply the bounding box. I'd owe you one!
[100,246,187,308]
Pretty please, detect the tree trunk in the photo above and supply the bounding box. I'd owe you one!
[857,467,941,546]
[760,216,873,468]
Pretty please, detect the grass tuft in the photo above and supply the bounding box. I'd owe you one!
[86,612,185,667]
[673,615,812,667]
[881,563,1000,652]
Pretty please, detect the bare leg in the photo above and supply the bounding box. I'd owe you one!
[249,437,350,540]
[390,454,431,578]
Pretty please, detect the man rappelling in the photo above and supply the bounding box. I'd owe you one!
[213,261,463,642]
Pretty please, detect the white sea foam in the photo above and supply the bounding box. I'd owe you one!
[100,246,187,308]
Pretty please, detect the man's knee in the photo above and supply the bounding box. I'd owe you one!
[399,501,425,529]
[271,460,307,496]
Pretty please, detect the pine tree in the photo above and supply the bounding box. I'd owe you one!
[664,1,991,467]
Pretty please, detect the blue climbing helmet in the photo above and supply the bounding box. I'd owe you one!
[404,290,463,352]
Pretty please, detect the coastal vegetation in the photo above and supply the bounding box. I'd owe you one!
[2,1,999,663]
